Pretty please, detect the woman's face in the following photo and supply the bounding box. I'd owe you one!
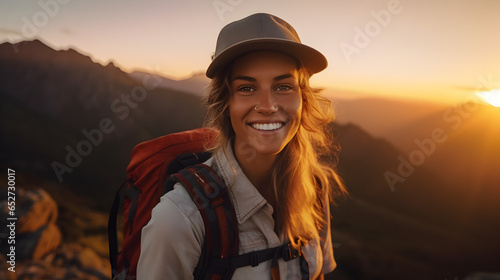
[229,51,302,159]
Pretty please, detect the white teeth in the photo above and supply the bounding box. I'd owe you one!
[251,123,283,131]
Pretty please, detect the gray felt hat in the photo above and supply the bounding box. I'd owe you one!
[206,13,328,78]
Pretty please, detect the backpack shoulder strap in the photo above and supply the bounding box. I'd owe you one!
[165,163,239,279]
[108,179,127,278]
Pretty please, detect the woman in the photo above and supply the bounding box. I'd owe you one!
[137,13,346,279]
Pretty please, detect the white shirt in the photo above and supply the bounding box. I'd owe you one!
[137,141,336,279]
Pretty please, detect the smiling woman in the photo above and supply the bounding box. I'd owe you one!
[137,13,347,280]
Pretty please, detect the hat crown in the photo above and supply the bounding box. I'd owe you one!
[215,13,301,58]
[206,13,327,78]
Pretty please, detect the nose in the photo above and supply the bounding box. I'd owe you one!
[254,91,278,114]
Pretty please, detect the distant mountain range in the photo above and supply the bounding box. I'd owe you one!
[1,39,499,280]
[130,70,210,96]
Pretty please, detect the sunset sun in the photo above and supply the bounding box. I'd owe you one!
[478,89,500,107]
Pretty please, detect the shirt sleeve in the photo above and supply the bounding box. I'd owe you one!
[319,191,337,274]
[137,184,204,280]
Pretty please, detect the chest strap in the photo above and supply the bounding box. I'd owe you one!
[207,241,300,276]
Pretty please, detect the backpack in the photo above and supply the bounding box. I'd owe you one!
[108,128,304,280]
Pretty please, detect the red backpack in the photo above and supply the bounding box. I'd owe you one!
[108,128,303,280]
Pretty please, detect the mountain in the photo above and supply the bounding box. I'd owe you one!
[1,39,498,280]
[382,102,500,187]
[333,97,449,147]
[129,70,210,96]
[331,121,500,278]
[423,105,500,235]
[334,97,500,235]
[0,39,206,206]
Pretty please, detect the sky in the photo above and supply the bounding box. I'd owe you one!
[1,0,499,105]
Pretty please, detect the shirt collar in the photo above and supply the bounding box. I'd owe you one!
[212,140,268,224]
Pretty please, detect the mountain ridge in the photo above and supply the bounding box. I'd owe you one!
[129,70,210,96]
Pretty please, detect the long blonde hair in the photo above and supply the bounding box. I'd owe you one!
[203,63,347,248]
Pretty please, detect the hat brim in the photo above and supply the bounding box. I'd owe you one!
[206,38,327,78]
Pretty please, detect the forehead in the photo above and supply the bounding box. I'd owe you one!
[231,51,299,78]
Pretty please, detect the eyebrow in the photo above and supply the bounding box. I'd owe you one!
[232,73,295,82]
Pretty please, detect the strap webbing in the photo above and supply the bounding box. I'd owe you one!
[108,180,127,278]
[207,242,300,275]
[300,255,310,280]
[124,183,141,235]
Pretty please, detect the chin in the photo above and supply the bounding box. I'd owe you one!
[256,146,284,156]
[248,134,286,151]
[233,136,285,159]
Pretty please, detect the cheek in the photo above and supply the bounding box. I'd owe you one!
[228,100,240,121]
[228,105,237,130]
[228,98,249,128]
[296,105,302,125]
[286,94,303,123]
[229,94,255,115]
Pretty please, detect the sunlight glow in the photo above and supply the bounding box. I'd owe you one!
[478,89,500,107]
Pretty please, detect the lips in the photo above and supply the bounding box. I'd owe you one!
[249,122,285,131]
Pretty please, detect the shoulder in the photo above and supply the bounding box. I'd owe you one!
[161,183,200,218]
[147,183,204,243]
[138,183,205,279]
[147,156,219,242]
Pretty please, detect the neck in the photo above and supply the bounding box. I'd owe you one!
[232,144,276,199]
[237,153,275,188]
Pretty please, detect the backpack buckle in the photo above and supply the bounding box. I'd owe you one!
[282,243,300,262]
[210,197,224,208]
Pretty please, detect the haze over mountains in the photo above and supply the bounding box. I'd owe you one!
[130,70,210,96]
[1,39,499,280]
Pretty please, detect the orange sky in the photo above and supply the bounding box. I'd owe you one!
[1,0,499,105]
